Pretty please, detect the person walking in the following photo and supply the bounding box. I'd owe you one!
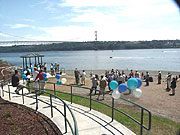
[97,75,107,100]
[170,77,176,96]
[12,70,24,94]
[89,75,98,95]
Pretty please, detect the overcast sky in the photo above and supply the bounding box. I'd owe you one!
[0,0,180,41]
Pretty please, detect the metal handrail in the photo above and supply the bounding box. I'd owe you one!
[0,81,79,135]
[45,81,151,135]
[1,76,151,135]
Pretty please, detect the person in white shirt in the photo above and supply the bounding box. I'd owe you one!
[81,70,86,85]
[33,67,39,91]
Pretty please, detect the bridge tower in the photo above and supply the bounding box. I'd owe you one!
[95,31,97,41]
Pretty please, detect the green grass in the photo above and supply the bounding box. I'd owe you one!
[28,82,180,135]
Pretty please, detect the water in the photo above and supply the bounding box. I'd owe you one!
[0,48,180,71]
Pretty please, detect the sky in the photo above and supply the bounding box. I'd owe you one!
[0,0,180,42]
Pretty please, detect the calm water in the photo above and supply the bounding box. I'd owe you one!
[0,49,180,71]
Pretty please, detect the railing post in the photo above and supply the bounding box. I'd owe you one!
[140,108,144,135]
[90,90,92,111]
[35,91,38,111]
[8,85,11,100]
[70,86,72,104]
[2,84,4,97]
[22,88,24,104]
[64,104,67,133]
[112,98,114,122]
[50,94,53,118]
[53,83,56,96]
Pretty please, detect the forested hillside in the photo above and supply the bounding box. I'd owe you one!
[0,40,180,53]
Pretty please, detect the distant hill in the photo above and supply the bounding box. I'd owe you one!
[0,40,180,53]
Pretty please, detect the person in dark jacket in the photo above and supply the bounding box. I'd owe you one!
[12,70,24,94]
[170,77,176,96]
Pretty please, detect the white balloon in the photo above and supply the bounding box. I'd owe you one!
[27,75,31,79]
[24,71,27,74]
[132,88,142,98]
[112,90,121,99]
[61,78,67,84]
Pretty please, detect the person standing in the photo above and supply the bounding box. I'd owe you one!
[145,71,150,86]
[35,70,45,93]
[12,70,24,94]
[74,68,80,85]
[166,73,172,91]
[44,62,47,72]
[129,69,134,78]
[81,70,86,85]
[158,71,162,84]
[33,67,39,91]
[97,75,107,100]
[170,77,176,96]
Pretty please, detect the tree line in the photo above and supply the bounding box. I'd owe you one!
[0,40,180,53]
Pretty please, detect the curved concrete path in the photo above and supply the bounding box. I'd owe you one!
[1,84,135,135]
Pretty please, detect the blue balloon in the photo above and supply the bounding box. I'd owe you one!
[57,81,61,85]
[42,73,47,78]
[110,80,118,90]
[44,77,48,81]
[22,74,26,79]
[55,74,60,79]
[127,78,138,90]
[118,83,127,92]
[21,70,24,73]
[24,77,28,80]
[136,78,142,88]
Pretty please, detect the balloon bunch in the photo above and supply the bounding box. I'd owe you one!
[42,73,48,81]
[110,78,142,99]
[56,74,67,85]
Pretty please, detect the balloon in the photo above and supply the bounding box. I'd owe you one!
[61,78,67,84]
[110,80,118,90]
[127,78,138,90]
[42,73,47,78]
[24,71,27,74]
[55,74,60,79]
[44,78,48,81]
[118,83,127,92]
[57,81,61,85]
[132,88,142,98]
[27,75,31,79]
[136,78,142,88]
[21,70,24,73]
[24,77,28,80]
[112,90,121,99]
[22,74,26,79]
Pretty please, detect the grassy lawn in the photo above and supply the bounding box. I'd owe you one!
[28,82,180,135]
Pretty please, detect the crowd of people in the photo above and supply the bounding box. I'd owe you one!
[74,68,178,99]
[12,62,60,94]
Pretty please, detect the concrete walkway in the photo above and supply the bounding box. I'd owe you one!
[1,84,135,135]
